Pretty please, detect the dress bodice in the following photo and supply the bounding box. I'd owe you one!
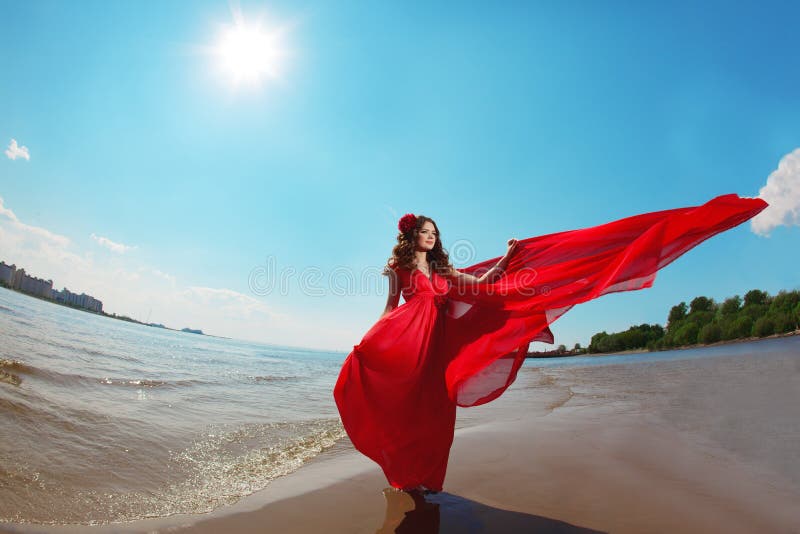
[394,266,450,306]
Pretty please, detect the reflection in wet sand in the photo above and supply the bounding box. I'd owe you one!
[377,487,606,533]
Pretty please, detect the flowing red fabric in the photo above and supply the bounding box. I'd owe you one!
[333,193,767,491]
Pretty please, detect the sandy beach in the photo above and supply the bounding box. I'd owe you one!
[6,337,799,534]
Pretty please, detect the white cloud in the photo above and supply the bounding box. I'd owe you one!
[751,148,800,237]
[0,196,71,248]
[182,286,285,321]
[0,196,20,222]
[5,139,30,161]
[90,233,136,254]
[148,268,177,286]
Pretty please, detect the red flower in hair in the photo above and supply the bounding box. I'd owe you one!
[398,213,417,234]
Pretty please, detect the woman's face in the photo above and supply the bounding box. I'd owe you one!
[416,221,438,251]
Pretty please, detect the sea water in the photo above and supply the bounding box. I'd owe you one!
[0,287,346,524]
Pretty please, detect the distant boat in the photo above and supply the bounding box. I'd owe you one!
[181,327,204,335]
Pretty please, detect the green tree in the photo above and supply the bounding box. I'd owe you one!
[741,302,768,322]
[752,316,775,337]
[587,288,797,353]
[718,316,737,340]
[690,296,714,314]
[661,329,676,348]
[652,324,665,338]
[689,310,716,328]
[772,312,795,333]
[744,289,769,306]
[698,322,722,344]
[720,295,742,316]
[732,316,754,338]
[674,322,699,346]
[770,290,800,315]
[588,331,609,353]
[668,302,688,326]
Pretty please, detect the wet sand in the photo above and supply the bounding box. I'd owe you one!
[6,398,799,534]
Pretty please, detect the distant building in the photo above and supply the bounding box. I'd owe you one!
[6,266,53,298]
[0,259,103,313]
[0,261,15,286]
[53,287,103,313]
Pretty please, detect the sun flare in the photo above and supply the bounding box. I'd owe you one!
[214,21,286,85]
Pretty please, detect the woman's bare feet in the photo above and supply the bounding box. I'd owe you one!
[377,487,418,533]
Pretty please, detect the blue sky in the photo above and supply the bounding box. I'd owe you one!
[1,0,798,351]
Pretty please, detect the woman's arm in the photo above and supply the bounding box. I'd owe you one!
[381,268,401,318]
[449,238,519,285]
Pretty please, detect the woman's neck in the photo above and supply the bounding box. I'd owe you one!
[414,250,428,269]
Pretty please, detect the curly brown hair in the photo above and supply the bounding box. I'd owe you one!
[383,215,454,277]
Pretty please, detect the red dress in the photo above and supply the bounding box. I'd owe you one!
[333,193,768,491]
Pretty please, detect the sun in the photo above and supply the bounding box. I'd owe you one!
[214,20,287,86]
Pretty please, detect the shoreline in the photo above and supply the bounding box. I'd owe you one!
[538,329,800,358]
[611,328,800,355]
[5,358,799,534]
[0,285,227,340]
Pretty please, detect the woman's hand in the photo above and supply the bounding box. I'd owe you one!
[506,238,519,259]
[495,238,518,273]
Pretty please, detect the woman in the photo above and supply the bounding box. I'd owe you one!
[334,194,768,494]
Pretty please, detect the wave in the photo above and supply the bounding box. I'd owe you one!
[4,334,146,365]
[98,377,205,388]
[248,375,303,383]
[0,369,21,386]
[0,395,113,433]
[150,418,347,521]
[0,358,28,386]
[0,418,347,525]
[82,347,144,364]
[0,358,28,371]
[0,359,205,389]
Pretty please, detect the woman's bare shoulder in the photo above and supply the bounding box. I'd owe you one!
[388,259,412,271]
[386,260,408,276]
